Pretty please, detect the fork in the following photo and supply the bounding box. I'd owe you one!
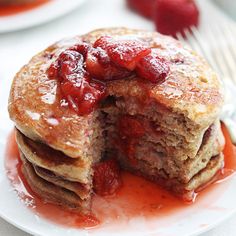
[176,22,236,144]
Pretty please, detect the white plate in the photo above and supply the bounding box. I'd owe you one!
[0,0,236,235]
[1,140,236,236]
[0,0,86,33]
[1,85,236,236]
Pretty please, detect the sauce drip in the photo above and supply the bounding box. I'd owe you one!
[0,0,50,16]
[4,124,236,230]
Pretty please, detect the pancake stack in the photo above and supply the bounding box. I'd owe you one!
[9,28,225,211]
[16,131,93,211]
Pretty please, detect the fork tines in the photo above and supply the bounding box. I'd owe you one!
[176,22,236,84]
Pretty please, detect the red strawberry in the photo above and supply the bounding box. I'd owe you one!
[126,0,156,19]
[60,76,105,115]
[136,52,170,83]
[94,36,151,71]
[85,47,132,80]
[48,48,106,115]
[93,159,122,196]
[154,0,199,38]
[118,115,145,138]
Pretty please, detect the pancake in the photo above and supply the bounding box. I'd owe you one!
[115,122,224,201]
[121,153,224,201]
[33,166,90,200]
[16,130,92,184]
[19,152,90,212]
[8,28,224,159]
[8,27,225,210]
[134,119,225,183]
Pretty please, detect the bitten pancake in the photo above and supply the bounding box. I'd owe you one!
[119,153,224,201]
[16,130,92,184]
[19,152,90,212]
[8,27,225,207]
[33,165,90,200]
[8,28,224,159]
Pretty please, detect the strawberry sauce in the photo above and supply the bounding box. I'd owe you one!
[48,37,169,116]
[4,124,236,230]
[0,0,50,16]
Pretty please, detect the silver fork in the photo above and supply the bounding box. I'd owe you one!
[176,22,236,144]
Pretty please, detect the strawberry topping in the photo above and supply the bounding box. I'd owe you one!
[93,159,122,196]
[117,115,145,165]
[136,52,170,83]
[94,36,151,70]
[118,115,145,138]
[48,36,170,116]
[48,48,105,115]
[85,47,131,80]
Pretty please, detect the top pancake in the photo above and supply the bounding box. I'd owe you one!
[8,28,224,158]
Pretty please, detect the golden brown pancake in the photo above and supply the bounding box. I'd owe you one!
[16,130,92,184]
[8,27,225,208]
[8,28,224,159]
[19,152,90,212]
[33,166,90,200]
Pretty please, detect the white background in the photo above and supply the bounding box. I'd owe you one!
[0,0,236,235]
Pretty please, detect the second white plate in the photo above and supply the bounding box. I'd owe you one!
[0,0,86,33]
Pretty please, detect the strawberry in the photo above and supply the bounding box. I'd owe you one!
[136,52,170,83]
[117,116,144,165]
[154,0,199,38]
[118,115,145,138]
[126,0,156,19]
[94,36,151,71]
[48,48,106,115]
[93,159,122,196]
[85,47,132,80]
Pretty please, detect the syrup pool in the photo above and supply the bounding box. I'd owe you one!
[4,124,236,231]
[0,0,50,16]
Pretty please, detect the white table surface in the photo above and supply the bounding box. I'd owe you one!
[0,0,236,235]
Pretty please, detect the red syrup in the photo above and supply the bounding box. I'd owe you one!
[4,124,236,230]
[0,0,50,16]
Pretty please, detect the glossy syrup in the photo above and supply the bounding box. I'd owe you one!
[0,0,50,16]
[4,124,236,230]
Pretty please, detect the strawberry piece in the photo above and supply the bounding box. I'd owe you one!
[85,47,131,80]
[136,52,170,83]
[126,0,155,19]
[126,139,138,165]
[61,77,105,115]
[154,0,199,38]
[93,159,122,196]
[72,42,91,57]
[48,38,169,116]
[117,116,144,165]
[47,61,59,79]
[118,115,145,138]
[48,48,105,115]
[94,36,151,70]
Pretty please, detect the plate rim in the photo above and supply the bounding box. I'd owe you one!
[0,0,86,33]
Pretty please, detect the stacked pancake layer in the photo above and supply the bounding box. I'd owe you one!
[16,131,92,211]
[9,28,225,211]
[102,97,225,201]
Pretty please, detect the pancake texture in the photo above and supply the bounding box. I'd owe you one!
[8,27,225,210]
[19,152,91,211]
